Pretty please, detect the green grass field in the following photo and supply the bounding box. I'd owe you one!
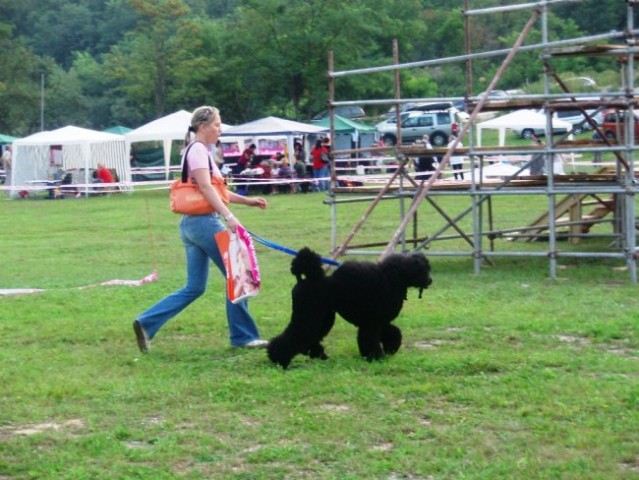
[0,186,638,479]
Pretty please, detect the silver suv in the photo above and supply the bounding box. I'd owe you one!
[376,109,459,146]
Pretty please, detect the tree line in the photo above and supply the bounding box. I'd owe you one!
[0,0,625,136]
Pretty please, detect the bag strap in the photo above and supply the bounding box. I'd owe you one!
[181,141,213,183]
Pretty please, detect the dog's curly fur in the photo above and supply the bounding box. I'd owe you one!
[267,247,432,368]
[266,248,335,369]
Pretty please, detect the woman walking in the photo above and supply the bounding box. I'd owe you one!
[133,106,268,352]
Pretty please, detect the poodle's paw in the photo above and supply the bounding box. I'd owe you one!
[383,345,401,355]
[266,338,296,369]
[381,324,402,355]
[362,348,385,362]
[308,344,329,360]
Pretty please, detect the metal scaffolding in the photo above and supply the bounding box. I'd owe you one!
[323,0,639,282]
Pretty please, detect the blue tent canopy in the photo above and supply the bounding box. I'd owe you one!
[104,126,132,135]
[0,133,18,144]
[311,115,376,133]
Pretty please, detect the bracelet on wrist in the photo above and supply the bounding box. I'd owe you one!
[224,213,235,221]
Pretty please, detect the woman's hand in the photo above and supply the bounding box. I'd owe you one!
[249,197,267,209]
[226,215,240,233]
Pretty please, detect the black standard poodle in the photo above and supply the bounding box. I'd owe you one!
[267,247,432,368]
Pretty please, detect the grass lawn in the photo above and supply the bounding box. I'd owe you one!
[0,182,638,479]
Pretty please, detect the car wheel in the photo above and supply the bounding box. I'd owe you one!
[572,125,584,135]
[430,132,447,146]
[520,128,535,140]
[382,134,397,146]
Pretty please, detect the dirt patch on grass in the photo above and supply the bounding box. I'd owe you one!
[370,442,393,452]
[317,404,350,413]
[620,457,639,472]
[413,339,456,349]
[604,344,639,360]
[388,473,434,480]
[0,418,84,439]
[556,334,590,345]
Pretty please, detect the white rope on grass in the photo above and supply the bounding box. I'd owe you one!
[0,271,158,297]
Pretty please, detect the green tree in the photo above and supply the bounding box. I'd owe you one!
[213,0,426,122]
[102,0,193,118]
[0,23,48,136]
[43,65,91,129]
[69,52,121,129]
[27,2,98,69]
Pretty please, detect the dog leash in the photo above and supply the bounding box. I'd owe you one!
[247,230,341,267]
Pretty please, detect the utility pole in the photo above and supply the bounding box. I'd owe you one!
[40,73,45,131]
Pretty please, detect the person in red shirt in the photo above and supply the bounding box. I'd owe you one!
[311,139,330,191]
[95,163,114,183]
[236,144,256,174]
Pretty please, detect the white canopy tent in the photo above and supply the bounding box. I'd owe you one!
[125,110,234,180]
[222,116,328,162]
[480,161,530,180]
[11,126,128,194]
[475,109,573,146]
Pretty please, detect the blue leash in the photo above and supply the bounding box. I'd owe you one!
[248,230,341,267]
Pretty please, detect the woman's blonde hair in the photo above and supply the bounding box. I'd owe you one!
[184,106,220,146]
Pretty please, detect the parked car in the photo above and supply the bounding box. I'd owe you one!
[601,108,639,140]
[405,101,456,113]
[513,124,570,140]
[375,111,416,128]
[376,108,459,146]
[478,90,511,102]
[405,101,469,123]
[512,110,571,139]
[555,109,602,134]
[384,103,425,116]
[312,106,365,121]
[564,76,597,88]
[535,109,603,135]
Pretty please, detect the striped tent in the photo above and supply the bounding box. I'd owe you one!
[11,126,129,192]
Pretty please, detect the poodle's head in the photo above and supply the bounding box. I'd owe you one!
[291,247,326,282]
[382,252,432,298]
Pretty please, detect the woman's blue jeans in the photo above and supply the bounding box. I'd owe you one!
[313,165,330,191]
[136,214,261,346]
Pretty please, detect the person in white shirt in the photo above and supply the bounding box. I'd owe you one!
[1,145,11,196]
[414,135,439,181]
[448,135,465,180]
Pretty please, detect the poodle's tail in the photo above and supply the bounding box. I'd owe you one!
[291,247,325,282]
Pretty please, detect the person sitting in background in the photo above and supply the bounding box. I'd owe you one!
[293,156,308,193]
[278,160,293,193]
[92,163,114,195]
[237,144,256,174]
[258,159,273,195]
[95,163,114,183]
[270,160,280,194]
[294,141,305,163]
